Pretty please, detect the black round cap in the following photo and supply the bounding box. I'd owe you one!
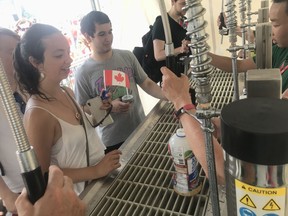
[221,97,288,165]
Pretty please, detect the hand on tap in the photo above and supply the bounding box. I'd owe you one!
[15,165,86,216]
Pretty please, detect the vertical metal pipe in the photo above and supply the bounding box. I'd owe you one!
[201,119,220,216]
[90,0,97,11]
[157,0,174,57]
[184,1,220,215]
[261,0,269,8]
[239,0,247,58]
[240,0,247,95]
[95,0,101,11]
[231,54,240,100]
[158,0,179,76]
[246,0,252,45]
[226,0,239,101]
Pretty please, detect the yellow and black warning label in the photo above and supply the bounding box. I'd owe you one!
[240,194,256,208]
[262,199,281,211]
[235,179,285,215]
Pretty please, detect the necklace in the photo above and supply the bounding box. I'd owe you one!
[60,91,82,122]
[40,88,82,122]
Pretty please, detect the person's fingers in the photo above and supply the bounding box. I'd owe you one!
[161,66,187,80]
[15,188,27,204]
[114,163,121,169]
[112,149,122,155]
[62,176,74,191]
[119,102,130,108]
[111,155,121,163]
[115,149,122,154]
[105,151,121,167]
[180,73,189,82]
[160,66,174,76]
[112,98,121,102]
[78,201,87,215]
[110,158,121,168]
[47,165,65,188]
[112,155,121,162]
[61,180,87,216]
[18,188,27,199]
[15,188,33,214]
[106,151,121,161]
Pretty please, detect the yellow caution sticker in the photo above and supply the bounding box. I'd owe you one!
[240,194,256,208]
[262,199,281,211]
[235,179,285,216]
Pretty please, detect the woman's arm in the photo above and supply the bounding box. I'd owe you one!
[153,39,189,61]
[24,102,121,184]
[23,108,56,174]
[0,177,18,213]
[61,150,121,183]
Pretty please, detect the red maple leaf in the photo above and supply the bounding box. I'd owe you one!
[114,73,124,82]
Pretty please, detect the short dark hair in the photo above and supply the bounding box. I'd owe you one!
[13,23,60,96]
[0,27,20,40]
[273,0,288,15]
[80,11,111,37]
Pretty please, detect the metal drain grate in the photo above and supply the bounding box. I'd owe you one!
[91,108,210,216]
[88,69,234,216]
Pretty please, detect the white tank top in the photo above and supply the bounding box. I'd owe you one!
[28,106,106,195]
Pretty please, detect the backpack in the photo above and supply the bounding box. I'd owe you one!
[133,25,163,83]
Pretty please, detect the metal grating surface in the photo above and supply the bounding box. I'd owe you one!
[89,69,234,216]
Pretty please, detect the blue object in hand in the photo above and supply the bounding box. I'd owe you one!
[100,89,109,100]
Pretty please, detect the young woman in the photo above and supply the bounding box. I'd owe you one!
[13,23,121,195]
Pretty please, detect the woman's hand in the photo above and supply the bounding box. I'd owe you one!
[94,150,122,178]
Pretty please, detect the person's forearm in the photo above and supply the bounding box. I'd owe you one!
[209,52,256,73]
[209,52,234,72]
[155,46,184,62]
[154,49,166,61]
[140,79,166,100]
[146,85,166,100]
[179,112,225,185]
[0,177,18,213]
[62,165,104,183]
[172,97,225,184]
[0,177,12,199]
[154,38,186,62]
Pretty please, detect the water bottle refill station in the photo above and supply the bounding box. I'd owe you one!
[0,0,282,215]
[79,0,287,215]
